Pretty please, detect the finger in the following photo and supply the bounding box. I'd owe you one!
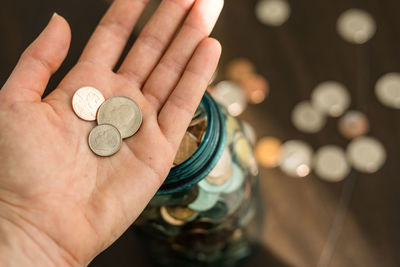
[142,0,223,111]
[158,38,221,147]
[78,0,149,69]
[118,0,196,87]
[1,14,71,102]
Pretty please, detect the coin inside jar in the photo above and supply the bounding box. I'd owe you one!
[72,86,105,121]
[338,110,370,139]
[188,118,207,143]
[165,205,198,221]
[160,206,186,226]
[188,187,220,212]
[174,132,199,165]
[88,124,122,157]
[241,121,257,146]
[97,96,142,139]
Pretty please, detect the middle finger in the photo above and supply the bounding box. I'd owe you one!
[118,0,195,88]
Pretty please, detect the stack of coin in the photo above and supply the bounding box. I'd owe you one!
[72,86,142,157]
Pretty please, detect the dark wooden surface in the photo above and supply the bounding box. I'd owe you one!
[1,0,400,266]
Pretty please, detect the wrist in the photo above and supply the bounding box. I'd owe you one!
[0,204,80,267]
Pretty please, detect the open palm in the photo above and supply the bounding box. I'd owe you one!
[0,0,222,265]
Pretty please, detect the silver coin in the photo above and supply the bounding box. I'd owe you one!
[208,147,232,178]
[337,9,376,44]
[211,81,247,117]
[347,136,386,173]
[222,164,245,194]
[188,187,220,212]
[198,174,232,194]
[88,124,122,157]
[255,0,291,27]
[279,140,313,178]
[375,72,400,109]
[311,81,351,117]
[97,96,142,139]
[291,101,326,133]
[313,146,350,182]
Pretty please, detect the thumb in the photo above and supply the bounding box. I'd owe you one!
[1,13,71,102]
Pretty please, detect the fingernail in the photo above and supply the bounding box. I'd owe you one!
[52,12,59,19]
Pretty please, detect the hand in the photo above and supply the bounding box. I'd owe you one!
[0,0,222,265]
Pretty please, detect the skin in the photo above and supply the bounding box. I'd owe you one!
[0,0,223,266]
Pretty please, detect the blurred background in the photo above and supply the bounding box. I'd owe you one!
[1,0,400,266]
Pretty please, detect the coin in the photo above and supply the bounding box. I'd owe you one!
[225,58,256,83]
[222,164,245,194]
[240,74,269,104]
[88,124,122,157]
[291,101,326,133]
[375,72,400,109]
[279,140,313,178]
[200,201,228,221]
[180,186,200,206]
[72,86,105,121]
[199,173,232,193]
[255,137,282,168]
[190,106,206,127]
[160,206,186,226]
[337,9,376,44]
[255,0,291,27]
[338,110,370,139]
[188,119,207,143]
[188,187,220,212]
[311,81,351,117]
[174,132,199,165]
[234,135,257,172]
[166,205,197,221]
[347,136,386,173]
[241,121,257,146]
[211,81,248,117]
[160,205,198,226]
[206,167,233,186]
[313,146,350,182]
[226,116,242,145]
[97,96,142,139]
[208,147,233,178]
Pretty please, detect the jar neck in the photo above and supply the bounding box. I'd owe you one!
[157,92,227,195]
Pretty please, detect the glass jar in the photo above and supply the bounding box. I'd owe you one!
[133,92,262,266]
